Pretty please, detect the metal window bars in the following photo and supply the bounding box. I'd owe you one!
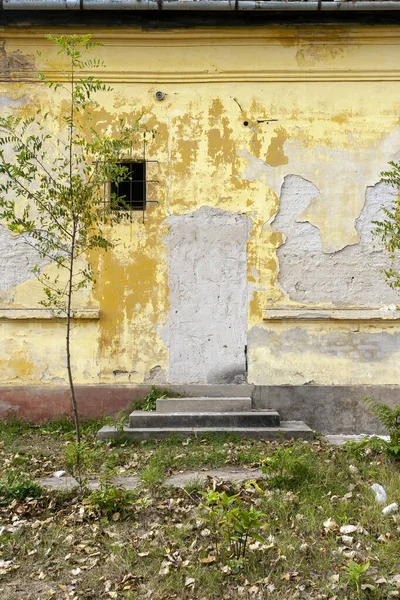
[103,139,159,224]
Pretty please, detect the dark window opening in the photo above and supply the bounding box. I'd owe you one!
[111,161,146,211]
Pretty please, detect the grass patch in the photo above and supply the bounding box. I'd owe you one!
[0,423,399,599]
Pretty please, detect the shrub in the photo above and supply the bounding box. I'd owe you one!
[200,490,265,562]
[86,484,136,518]
[365,397,400,458]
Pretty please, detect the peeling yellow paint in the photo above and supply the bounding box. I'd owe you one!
[266,127,289,167]
[1,25,400,389]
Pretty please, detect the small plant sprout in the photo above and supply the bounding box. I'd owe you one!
[64,439,95,488]
[344,560,370,600]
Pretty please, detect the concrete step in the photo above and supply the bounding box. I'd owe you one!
[156,396,252,413]
[97,421,314,441]
[128,410,280,429]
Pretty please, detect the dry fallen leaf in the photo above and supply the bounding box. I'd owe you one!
[340,524,357,534]
[323,518,338,532]
[200,556,216,564]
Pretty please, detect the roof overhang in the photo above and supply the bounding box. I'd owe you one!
[1,0,400,12]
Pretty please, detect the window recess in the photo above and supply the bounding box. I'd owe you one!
[109,149,159,222]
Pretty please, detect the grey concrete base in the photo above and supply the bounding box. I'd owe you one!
[156,397,252,413]
[97,421,313,441]
[4,381,395,435]
[325,434,389,446]
[128,410,280,429]
[254,385,400,434]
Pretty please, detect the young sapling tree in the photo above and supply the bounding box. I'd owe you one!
[0,34,137,445]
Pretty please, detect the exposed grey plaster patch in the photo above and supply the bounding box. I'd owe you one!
[275,179,400,305]
[0,94,27,108]
[238,124,400,252]
[249,325,400,363]
[0,226,50,292]
[40,368,66,385]
[238,147,282,193]
[164,206,248,384]
[144,365,167,384]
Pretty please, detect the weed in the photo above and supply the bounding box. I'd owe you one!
[181,477,204,496]
[132,386,180,412]
[344,560,370,599]
[365,397,400,458]
[200,490,265,561]
[0,474,43,504]
[343,435,388,459]
[262,442,315,489]
[85,472,137,518]
[86,484,136,518]
[139,459,166,489]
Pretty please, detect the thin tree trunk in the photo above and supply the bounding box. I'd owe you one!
[66,220,80,444]
[66,48,81,445]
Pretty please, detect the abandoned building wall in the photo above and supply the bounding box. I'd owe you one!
[1,24,400,417]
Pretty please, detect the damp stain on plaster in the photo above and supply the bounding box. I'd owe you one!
[251,326,400,362]
[91,219,169,382]
[296,43,345,68]
[0,41,35,79]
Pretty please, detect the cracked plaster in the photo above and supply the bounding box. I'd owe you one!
[0,225,49,293]
[239,124,400,254]
[274,177,400,305]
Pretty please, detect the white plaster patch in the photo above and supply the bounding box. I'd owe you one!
[164,206,248,384]
[0,225,49,292]
[275,178,399,305]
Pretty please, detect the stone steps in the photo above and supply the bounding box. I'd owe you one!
[97,421,314,441]
[96,396,313,442]
[129,409,280,429]
[156,396,252,413]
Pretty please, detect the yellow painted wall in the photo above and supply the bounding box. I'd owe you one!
[1,24,400,388]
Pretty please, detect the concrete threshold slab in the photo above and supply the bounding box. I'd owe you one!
[39,470,262,491]
[167,467,263,487]
[39,475,140,491]
[324,434,389,446]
